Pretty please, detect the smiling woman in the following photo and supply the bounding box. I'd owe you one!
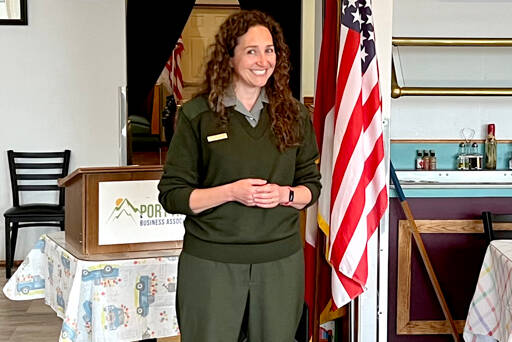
[158,9,321,342]
[0,0,27,25]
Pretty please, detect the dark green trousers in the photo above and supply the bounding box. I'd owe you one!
[176,249,304,342]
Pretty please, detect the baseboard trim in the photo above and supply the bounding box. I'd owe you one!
[0,260,23,267]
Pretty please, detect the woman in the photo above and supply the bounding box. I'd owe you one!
[158,10,321,341]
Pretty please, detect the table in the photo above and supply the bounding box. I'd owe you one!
[464,240,512,342]
[3,232,180,342]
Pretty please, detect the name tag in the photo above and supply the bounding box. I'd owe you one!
[207,133,228,142]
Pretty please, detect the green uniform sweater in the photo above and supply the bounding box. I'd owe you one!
[158,95,321,264]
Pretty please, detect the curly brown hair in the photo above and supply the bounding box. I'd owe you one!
[202,10,302,151]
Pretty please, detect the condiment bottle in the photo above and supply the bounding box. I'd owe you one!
[422,150,430,170]
[485,123,497,170]
[457,142,467,170]
[470,142,482,170]
[429,150,437,170]
[415,150,424,170]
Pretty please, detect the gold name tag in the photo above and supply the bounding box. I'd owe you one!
[207,133,228,142]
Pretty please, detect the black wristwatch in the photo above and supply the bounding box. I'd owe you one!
[288,188,294,203]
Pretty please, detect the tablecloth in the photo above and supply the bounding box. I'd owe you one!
[464,240,512,342]
[3,232,180,341]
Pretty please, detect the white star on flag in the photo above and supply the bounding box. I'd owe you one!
[361,47,368,62]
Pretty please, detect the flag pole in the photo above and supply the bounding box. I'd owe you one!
[390,162,461,342]
[312,228,324,342]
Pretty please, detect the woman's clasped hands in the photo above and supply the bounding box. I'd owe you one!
[230,178,288,208]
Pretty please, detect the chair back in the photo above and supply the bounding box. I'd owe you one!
[482,211,512,242]
[7,150,71,207]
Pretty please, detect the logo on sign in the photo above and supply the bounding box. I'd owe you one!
[107,198,139,226]
[105,197,184,228]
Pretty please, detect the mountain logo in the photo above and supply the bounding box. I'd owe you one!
[107,198,139,226]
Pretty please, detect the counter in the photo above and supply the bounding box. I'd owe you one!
[391,170,512,197]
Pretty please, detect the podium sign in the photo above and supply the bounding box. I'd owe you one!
[59,166,183,255]
[98,180,185,245]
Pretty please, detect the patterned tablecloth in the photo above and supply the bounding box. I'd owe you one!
[3,232,180,342]
[464,240,512,342]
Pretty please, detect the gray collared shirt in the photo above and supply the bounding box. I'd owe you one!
[222,87,269,127]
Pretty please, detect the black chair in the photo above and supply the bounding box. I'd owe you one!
[4,150,71,278]
[127,86,174,156]
[482,211,512,243]
[127,115,162,152]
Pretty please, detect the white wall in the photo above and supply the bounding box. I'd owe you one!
[301,0,316,99]
[0,0,126,260]
[392,0,512,140]
[393,0,512,38]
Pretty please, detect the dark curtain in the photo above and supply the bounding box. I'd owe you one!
[126,0,195,117]
[126,0,302,112]
[238,0,302,99]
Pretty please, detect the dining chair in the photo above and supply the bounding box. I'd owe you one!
[481,211,512,243]
[4,150,71,278]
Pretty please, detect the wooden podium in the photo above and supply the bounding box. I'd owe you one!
[58,165,183,256]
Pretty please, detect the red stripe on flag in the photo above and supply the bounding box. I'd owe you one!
[362,85,381,130]
[366,185,388,238]
[330,94,363,211]
[351,245,368,285]
[174,67,183,81]
[333,29,361,125]
[364,134,385,184]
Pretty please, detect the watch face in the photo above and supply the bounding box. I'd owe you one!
[289,189,295,202]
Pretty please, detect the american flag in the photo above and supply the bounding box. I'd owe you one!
[314,0,388,310]
[304,0,340,336]
[157,36,184,101]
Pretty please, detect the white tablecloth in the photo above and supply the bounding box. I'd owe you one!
[464,240,512,342]
[3,232,180,341]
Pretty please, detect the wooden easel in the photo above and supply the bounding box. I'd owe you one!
[390,163,461,342]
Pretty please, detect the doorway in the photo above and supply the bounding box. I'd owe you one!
[127,1,239,166]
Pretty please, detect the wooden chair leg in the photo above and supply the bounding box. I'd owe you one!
[10,222,18,264]
[5,218,12,279]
